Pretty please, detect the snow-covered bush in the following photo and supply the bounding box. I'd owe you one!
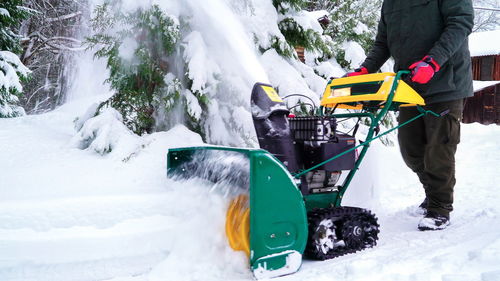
[70,107,143,157]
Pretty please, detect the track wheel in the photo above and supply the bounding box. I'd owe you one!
[342,211,379,250]
[225,194,250,256]
[305,208,345,260]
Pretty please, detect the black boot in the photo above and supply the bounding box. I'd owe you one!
[418,211,450,231]
[417,198,428,215]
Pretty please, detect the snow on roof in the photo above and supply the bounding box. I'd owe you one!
[469,30,500,57]
[473,80,500,92]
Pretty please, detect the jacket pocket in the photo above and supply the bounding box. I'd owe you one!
[434,63,456,92]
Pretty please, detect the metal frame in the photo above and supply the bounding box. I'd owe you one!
[293,70,440,208]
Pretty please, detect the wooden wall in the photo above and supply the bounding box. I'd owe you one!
[472,55,500,81]
[463,84,500,125]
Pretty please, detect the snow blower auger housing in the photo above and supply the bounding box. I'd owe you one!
[167,71,441,279]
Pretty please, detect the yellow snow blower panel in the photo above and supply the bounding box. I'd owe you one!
[321,72,425,109]
[262,85,283,103]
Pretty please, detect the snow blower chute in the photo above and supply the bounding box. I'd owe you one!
[167,71,443,279]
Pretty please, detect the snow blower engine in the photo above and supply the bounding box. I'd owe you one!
[167,71,441,279]
[252,84,356,195]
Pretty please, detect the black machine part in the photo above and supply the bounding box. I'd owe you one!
[250,84,357,192]
[289,116,337,141]
[289,117,356,194]
[299,134,356,171]
[304,170,341,193]
[251,83,299,172]
[305,206,379,260]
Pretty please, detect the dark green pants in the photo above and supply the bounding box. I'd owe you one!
[398,99,464,217]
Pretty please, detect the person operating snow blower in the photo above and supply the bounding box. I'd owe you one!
[346,0,474,230]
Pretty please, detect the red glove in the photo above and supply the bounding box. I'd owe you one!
[346,67,369,77]
[409,56,440,84]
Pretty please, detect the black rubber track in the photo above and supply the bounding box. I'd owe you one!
[305,206,380,260]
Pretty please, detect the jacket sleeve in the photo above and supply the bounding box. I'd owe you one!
[428,0,474,66]
[362,6,391,73]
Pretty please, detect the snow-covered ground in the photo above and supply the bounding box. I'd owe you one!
[1,97,499,281]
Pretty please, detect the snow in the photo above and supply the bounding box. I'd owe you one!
[252,250,302,279]
[342,41,367,69]
[0,8,9,17]
[313,58,346,79]
[469,30,500,57]
[1,93,500,281]
[118,37,138,62]
[234,0,286,51]
[473,80,500,92]
[0,51,31,93]
[3,0,500,280]
[69,107,143,158]
[289,10,325,34]
[307,10,329,21]
[182,31,221,94]
[183,89,202,120]
[165,0,276,146]
[66,50,111,102]
[84,0,346,146]
[260,49,321,108]
[353,22,369,35]
[0,51,30,117]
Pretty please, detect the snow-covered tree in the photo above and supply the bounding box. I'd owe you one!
[0,0,30,118]
[322,0,382,68]
[87,2,184,135]
[274,0,333,59]
[82,0,334,142]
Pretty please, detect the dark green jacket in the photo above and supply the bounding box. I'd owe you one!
[361,0,474,104]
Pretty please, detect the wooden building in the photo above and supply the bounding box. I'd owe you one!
[472,55,500,81]
[463,82,500,125]
[463,30,500,125]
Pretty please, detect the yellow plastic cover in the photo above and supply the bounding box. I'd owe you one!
[320,72,425,109]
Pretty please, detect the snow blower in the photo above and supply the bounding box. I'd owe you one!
[167,71,443,279]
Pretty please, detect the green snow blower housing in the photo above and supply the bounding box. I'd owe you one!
[167,71,440,279]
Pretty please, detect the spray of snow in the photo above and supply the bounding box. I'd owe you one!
[260,49,321,107]
[148,179,251,281]
[65,50,111,102]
